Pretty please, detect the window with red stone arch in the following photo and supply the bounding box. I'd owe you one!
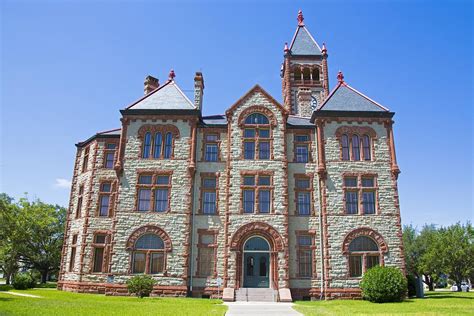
[240,171,274,214]
[293,131,313,163]
[342,228,388,278]
[196,229,218,278]
[198,172,220,215]
[294,174,314,216]
[103,142,118,169]
[125,226,172,275]
[69,234,78,272]
[75,184,84,219]
[335,126,376,161]
[91,232,110,274]
[135,171,173,213]
[97,181,113,217]
[295,230,316,278]
[82,146,90,173]
[137,125,180,160]
[342,173,379,215]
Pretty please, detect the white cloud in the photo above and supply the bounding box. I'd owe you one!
[54,178,72,189]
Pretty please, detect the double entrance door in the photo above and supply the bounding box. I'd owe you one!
[243,252,269,288]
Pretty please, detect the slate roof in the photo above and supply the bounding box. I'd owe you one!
[201,115,227,126]
[287,115,314,127]
[125,80,195,111]
[317,82,389,112]
[289,25,322,56]
[76,128,121,147]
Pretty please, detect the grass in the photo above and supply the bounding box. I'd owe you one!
[0,288,227,316]
[293,291,474,315]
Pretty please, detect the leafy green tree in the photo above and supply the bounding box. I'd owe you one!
[0,194,20,284]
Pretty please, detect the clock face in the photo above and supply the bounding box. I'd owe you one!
[311,95,318,111]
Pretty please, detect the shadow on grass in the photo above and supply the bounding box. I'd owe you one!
[425,294,473,300]
[0,297,14,302]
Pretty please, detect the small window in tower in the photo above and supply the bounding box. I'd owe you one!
[312,68,320,81]
[293,68,302,82]
[303,68,311,81]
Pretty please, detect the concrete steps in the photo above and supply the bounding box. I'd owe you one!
[235,288,278,302]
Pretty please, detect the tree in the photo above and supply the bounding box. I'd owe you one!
[0,194,20,284]
[14,198,66,283]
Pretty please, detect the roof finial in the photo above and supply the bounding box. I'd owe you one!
[168,69,176,80]
[321,42,327,54]
[297,9,304,26]
[284,42,289,53]
[337,70,344,83]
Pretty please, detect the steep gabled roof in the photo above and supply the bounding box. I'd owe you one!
[289,25,322,56]
[125,79,195,111]
[317,81,389,112]
[226,84,287,116]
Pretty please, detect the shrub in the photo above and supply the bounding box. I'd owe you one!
[126,275,155,298]
[360,266,407,303]
[12,272,36,290]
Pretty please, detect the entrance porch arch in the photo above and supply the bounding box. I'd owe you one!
[230,222,285,289]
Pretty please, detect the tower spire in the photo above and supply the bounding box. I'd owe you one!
[297,9,304,26]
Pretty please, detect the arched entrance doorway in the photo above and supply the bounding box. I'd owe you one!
[243,236,270,288]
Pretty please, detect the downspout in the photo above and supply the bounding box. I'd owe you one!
[188,123,197,294]
[318,178,325,300]
[316,120,327,300]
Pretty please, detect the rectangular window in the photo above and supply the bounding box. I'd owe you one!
[258,141,270,159]
[205,144,218,162]
[344,175,377,215]
[154,189,168,212]
[202,176,217,214]
[82,147,90,172]
[297,192,311,215]
[349,255,362,277]
[69,234,78,272]
[345,191,359,214]
[243,190,255,213]
[244,141,255,159]
[244,176,255,186]
[150,253,164,274]
[93,248,104,273]
[294,134,311,163]
[296,176,311,216]
[297,235,313,278]
[366,255,380,270]
[197,233,216,277]
[295,145,309,163]
[362,191,376,214]
[138,189,151,211]
[104,143,116,169]
[137,173,171,212]
[133,252,146,273]
[258,190,270,213]
[98,182,112,217]
[203,134,219,162]
[76,185,84,219]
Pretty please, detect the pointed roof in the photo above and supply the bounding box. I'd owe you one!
[226,84,287,116]
[316,74,390,112]
[125,79,195,111]
[289,11,322,56]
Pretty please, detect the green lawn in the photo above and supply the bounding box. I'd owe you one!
[293,291,474,315]
[0,289,227,316]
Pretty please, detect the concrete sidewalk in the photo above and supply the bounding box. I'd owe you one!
[224,302,302,316]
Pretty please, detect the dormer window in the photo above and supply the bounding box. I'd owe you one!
[336,126,376,162]
[138,125,180,160]
[243,113,271,160]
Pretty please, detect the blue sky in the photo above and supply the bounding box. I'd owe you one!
[1,0,472,228]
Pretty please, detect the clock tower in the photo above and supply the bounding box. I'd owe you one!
[281,10,329,117]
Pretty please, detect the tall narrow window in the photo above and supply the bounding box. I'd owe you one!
[153,132,162,158]
[297,234,313,278]
[197,232,216,277]
[312,68,320,81]
[132,233,165,274]
[75,185,84,219]
[243,113,271,160]
[348,236,380,277]
[154,175,170,212]
[104,143,116,169]
[341,134,350,161]
[296,177,311,215]
[294,134,311,163]
[69,234,78,272]
[92,234,107,273]
[362,135,371,161]
[82,147,90,172]
[344,177,358,215]
[137,175,152,211]
[362,177,376,214]
[164,132,173,159]
[98,182,112,217]
[142,132,151,158]
[242,174,272,214]
[351,135,360,161]
[201,176,217,214]
[204,134,219,162]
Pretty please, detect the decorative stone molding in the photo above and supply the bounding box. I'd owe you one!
[341,227,388,255]
[238,106,277,127]
[335,126,377,139]
[137,124,180,139]
[125,225,173,251]
[229,221,285,252]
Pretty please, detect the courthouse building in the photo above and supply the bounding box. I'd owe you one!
[58,11,405,301]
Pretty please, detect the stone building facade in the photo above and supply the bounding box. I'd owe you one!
[58,11,404,300]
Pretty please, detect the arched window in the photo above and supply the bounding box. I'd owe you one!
[244,236,270,251]
[132,233,165,274]
[142,132,151,158]
[348,236,380,277]
[362,135,371,161]
[341,134,350,161]
[351,135,360,161]
[164,133,173,159]
[153,132,162,159]
[312,68,320,81]
[293,68,302,82]
[303,67,311,81]
[243,113,270,160]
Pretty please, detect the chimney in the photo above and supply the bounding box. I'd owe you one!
[194,72,204,111]
[144,75,159,95]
